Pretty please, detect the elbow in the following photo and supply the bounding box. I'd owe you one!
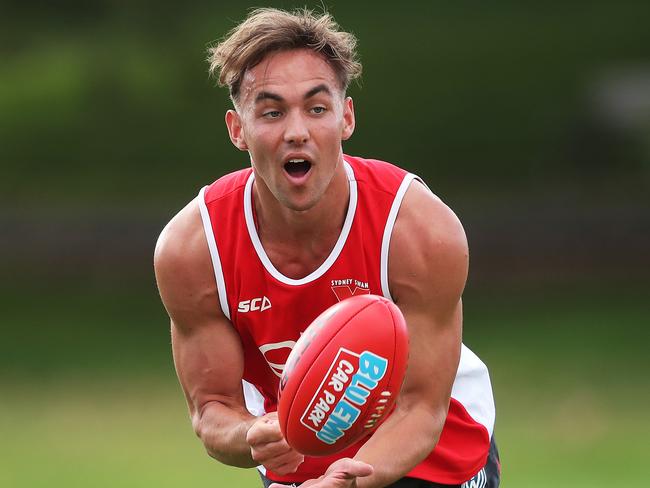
[191,405,224,461]
[395,401,448,456]
[193,416,230,463]
[413,411,447,463]
[191,403,257,468]
[418,413,446,456]
[191,412,213,456]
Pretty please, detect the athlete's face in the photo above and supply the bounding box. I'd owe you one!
[225,49,355,211]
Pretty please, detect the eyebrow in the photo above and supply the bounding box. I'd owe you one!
[254,84,333,104]
[255,91,283,103]
[305,84,332,99]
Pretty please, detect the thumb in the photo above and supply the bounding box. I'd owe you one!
[330,458,374,479]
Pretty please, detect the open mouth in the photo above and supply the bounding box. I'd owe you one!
[284,159,312,178]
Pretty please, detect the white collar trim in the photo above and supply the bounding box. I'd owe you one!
[243,159,357,286]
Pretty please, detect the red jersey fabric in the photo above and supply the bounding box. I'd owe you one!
[198,155,495,484]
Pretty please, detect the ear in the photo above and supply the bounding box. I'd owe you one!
[341,97,356,141]
[225,109,249,151]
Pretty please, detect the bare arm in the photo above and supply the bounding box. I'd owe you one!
[154,197,303,472]
[293,181,467,488]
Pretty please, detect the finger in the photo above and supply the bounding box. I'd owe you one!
[257,447,304,471]
[267,454,305,475]
[343,463,373,479]
[330,458,374,479]
[246,418,284,444]
[264,411,279,421]
[250,438,293,461]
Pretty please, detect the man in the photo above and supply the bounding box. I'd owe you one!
[154,7,499,488]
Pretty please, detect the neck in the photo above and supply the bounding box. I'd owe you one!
[253,162,350,242]
[251,160,350,278]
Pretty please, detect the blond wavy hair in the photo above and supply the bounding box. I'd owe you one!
[207,7,362,105]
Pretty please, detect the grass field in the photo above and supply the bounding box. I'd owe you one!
[1,280,648,487]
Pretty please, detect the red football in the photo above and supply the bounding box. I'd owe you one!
[277,294,409,456]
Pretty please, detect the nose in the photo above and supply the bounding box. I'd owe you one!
[283,110,309,145]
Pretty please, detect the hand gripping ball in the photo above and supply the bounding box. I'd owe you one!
[277,294,409,456]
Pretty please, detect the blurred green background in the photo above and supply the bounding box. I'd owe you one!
[2,1,649,487]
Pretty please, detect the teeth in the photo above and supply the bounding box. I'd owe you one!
[288,159,306,164]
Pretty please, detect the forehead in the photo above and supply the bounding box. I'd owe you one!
[239,49,341,103]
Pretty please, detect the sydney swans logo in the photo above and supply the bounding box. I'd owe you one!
[331,278,370,302]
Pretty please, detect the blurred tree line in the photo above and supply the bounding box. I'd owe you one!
[1,0,649,282]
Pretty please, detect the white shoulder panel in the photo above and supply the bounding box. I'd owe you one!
[451,344,496,436]
[197,186,231,320]
[380,173,418,300]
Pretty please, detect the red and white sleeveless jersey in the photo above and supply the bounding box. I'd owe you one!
[198,155,495,485]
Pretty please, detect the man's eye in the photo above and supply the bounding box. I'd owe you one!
[263,110,281,118]
[311,106,326,114]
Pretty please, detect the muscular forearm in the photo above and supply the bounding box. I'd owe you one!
[194,401,258,468]
[353,402,447,488]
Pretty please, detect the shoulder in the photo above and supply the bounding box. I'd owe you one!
[154,196,221,329]
[388,180,469,306]
[154,196,205,275]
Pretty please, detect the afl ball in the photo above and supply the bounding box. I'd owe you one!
[277,294,409,456]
